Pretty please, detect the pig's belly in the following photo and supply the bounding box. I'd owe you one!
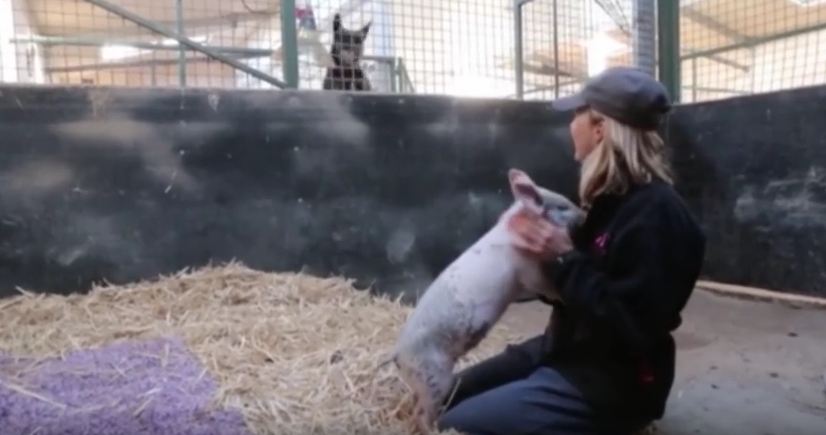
[441,248,518,307]
[403,250,519,357]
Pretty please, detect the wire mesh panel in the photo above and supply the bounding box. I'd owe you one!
[0,0,528,96]
[519,0,588,101]
[0,0,637,98]
[679,0,826,103]
[6,1,823,101]
[0,0,515,96]
[291,0,518,96]
[1,0,289,88]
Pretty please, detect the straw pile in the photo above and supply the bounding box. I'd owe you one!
[0,262,530,434]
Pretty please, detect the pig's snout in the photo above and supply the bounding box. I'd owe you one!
[547,205,585,230]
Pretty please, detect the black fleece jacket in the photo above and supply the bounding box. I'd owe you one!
[539,179,706,423]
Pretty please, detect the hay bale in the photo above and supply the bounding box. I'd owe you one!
[0,262,529,434]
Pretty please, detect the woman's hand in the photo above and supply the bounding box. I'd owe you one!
[506,208,574,261]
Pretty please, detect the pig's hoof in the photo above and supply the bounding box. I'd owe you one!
[412,404,437,435]
[414,416,434,435]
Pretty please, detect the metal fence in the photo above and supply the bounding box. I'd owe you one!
[0,0,639,98]
[2,0,292,89]
[0,0,824,103]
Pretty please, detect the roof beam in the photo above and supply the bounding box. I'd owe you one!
[682,6,750,43]
[84,0,286,88]
[682,19,826,61]
[681,5,750,71]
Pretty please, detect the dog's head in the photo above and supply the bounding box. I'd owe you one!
[330,14,371,67]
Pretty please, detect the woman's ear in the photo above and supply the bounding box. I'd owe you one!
[592,117,605,144]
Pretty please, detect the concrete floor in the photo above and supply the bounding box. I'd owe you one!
[497,289,826,435]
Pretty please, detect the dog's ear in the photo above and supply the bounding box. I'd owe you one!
[333,13,342,32]
[361,20,371,35]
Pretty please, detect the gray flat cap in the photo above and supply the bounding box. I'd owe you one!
[551,66,671,130]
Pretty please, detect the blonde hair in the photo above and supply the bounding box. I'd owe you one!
[578,108,673,209]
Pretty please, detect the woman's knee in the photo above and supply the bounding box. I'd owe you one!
[436,403,487,435]
[436,367,603,435]
[445,334,546,411]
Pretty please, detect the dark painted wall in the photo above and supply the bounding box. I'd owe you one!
[0,85,580,300]
[0,84,823,299]
[667,85,826,297]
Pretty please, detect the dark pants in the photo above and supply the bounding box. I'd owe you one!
[436,335,649,435]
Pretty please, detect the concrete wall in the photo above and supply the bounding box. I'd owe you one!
[0,83,824,299]
[0,85,580,299]
[667,83,826,297]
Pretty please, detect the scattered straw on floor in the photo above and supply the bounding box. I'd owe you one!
[0,262,530,434]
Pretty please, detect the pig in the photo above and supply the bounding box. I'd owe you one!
[387,168,586,433]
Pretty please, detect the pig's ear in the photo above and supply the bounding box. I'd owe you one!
[508,169,544,214]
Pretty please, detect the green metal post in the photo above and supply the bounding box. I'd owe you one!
[176,0,186,87]
[633,0,656,77]
[280,0,299,88]
[513,0,524,99]
[657,0,680,103]
[552,0,559,98]
[390,58,398,93]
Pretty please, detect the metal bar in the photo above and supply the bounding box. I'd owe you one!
[681,21,826,61]
[594,0,631,34]
[683,48,748,72]
[362,55,401,64]
[280,0,299,88]
[507,77,582,98]
[46,53,261,73]
[73,12,275,39]
[682,7,748,42]
[750,48,756,93]
[151,52,157,86]
[707,55,747,72]
[176,0,185,87]
[514,0,524,99]
[512,0,536,99]
[680,5,750,71]
[633,0,656,76]
[691,57,697,102]
[656,0,680,102]
[552,0,560,98]
[681,85,749,95]
[83,0,287,88]
[390,58,398,93]
[397,58,415,93]
[10,36,273,56]
[14,36,399,65]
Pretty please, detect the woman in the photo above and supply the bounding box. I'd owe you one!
[437,66,706,434]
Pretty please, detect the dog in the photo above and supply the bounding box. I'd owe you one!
[322,13,372,91]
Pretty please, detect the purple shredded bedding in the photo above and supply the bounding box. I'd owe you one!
[0,336,250,435]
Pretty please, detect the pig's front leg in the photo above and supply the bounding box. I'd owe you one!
[516,259,561,303]
[512,280,541,302]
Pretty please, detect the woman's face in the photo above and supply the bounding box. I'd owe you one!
[569,107,603,162]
